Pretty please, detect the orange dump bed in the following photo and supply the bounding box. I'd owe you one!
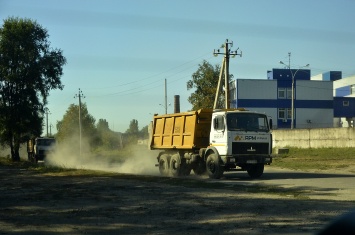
[150,109,212,150]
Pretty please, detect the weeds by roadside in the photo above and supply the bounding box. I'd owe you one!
[273,147,355,173]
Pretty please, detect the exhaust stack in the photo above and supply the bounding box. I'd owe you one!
[174,95,180,113]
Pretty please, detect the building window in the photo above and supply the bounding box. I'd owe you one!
[287,108,292,119]
[351,85,355,95]
[278,108,286,119]
[343,101,349,106]
[278,88,286,99]
[286,88,292,99]
[278,108,292,119]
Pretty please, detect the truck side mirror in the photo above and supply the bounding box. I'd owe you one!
[269,119,273,130]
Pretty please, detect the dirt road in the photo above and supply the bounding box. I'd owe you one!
[222,167,355,201]
[0,165,354,235]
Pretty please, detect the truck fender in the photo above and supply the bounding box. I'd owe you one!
[204,146,219,160]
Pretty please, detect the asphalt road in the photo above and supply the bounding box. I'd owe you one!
[219,166,355,201]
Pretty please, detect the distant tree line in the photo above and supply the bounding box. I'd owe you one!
[56,103,149,151]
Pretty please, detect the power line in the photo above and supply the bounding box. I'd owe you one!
[88,52,212,91]
[89,54,215,97]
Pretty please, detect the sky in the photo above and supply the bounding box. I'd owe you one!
[1,0,355,134]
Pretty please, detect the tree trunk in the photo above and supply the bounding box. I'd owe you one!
[13,149,20,161]
[10,137,21,161]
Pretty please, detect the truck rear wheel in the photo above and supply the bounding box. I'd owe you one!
[159,154,170,176]
[170,154,181,177]
[247,164,264,178]
[206,154,224,179]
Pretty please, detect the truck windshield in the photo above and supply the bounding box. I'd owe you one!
[226,113,269,132]
[36,139,56,146]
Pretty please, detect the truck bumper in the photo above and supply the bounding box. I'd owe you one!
[224,155,272,165]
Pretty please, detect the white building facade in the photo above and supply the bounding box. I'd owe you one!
[332,75,355,127]
[230,69,334,129]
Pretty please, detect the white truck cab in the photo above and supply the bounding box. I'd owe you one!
[205,109,273,178]
[27,137,56,162]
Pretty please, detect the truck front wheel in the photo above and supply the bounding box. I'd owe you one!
[206,154,224,179]
[159,154,170,176]
[247,164,264,178]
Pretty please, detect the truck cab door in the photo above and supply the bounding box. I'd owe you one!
[210,115,227,155]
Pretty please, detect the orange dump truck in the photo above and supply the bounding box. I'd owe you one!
[149,108,273,179]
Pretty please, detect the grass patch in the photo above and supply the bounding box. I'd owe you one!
[0,157,35,169]
[273,147,355,172]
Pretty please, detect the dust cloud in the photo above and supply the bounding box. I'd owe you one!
[45,137,160,176]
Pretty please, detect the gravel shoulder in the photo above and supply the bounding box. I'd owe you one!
[0,165,354,235]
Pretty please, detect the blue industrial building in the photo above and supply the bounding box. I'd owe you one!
[230,68,341,129]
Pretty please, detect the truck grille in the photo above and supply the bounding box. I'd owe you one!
[232,142,269,155]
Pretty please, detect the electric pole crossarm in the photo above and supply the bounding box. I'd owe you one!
[213,39,242,109]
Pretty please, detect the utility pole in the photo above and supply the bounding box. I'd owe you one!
[49,124,53,137]
[213,39,242,109]
[159,79,170,114]
[44,108,50,137]
[74,88,85,156]
[280,57,309,129]
[164,78,167,114]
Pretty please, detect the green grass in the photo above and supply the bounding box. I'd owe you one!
[273,147,355,172]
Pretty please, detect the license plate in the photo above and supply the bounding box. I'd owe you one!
[247,160,257,164]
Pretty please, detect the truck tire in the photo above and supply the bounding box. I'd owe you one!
[159,154,170,176]
[170,154,181,177]
[192,159,206,175]
[180,162,191,176]
[206,154,224,179]
[247,164,264,178]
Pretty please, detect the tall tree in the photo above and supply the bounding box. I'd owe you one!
[56,103,98,151]
[124,119,139,145]
[139,125,149,139]
[0,17,66,161]
[187,60,224,110]
[96,119,120,149]
[125,119,139,134]
[97,119,110,131]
